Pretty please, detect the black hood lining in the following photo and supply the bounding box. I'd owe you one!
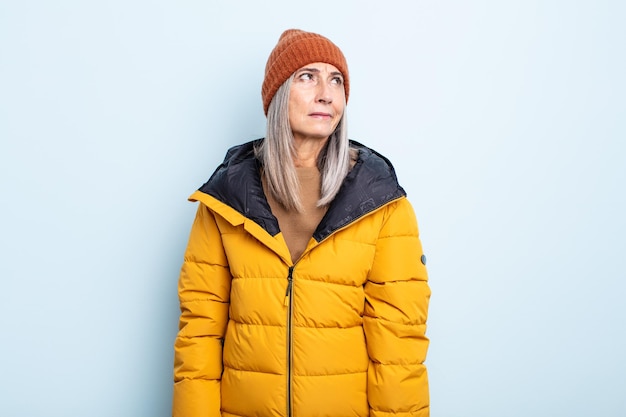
[198,139,405,242]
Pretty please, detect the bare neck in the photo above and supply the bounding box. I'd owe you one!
[292,136,329,167]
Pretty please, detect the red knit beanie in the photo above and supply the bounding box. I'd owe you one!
[262,29,349,115]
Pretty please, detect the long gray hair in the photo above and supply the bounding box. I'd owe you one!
[255,75,353,212]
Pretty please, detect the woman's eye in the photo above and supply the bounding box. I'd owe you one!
[300,73,313,80]
[331,76,343,85]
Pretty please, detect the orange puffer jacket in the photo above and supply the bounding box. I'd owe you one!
[173,140,430,417]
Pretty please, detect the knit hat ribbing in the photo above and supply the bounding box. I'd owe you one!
[262,29,349,115]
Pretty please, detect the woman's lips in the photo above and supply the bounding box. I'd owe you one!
[309,112,332,119]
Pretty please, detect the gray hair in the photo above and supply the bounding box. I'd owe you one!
[256,76,353,212]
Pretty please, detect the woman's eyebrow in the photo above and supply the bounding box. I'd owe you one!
[297,67,321,73]
[296,68,344,78]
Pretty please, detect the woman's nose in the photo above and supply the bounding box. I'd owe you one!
[316,82,332,104]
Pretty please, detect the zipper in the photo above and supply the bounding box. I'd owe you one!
[285,265,295,417]
[284,265,294,306]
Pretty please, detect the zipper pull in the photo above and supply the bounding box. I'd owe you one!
[284,266,294,306]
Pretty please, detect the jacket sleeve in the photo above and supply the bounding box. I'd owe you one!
[364,197,431,417]
[173,204,231,417]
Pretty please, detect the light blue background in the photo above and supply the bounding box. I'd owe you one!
[1,1,624,416]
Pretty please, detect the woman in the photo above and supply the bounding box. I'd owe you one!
[173,29,430,417]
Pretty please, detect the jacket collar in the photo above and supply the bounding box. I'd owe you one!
[194,139,406,243]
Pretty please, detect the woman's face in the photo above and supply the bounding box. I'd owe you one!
[288,62,345,143]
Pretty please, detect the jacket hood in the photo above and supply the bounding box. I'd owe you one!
[195,139,406,243]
